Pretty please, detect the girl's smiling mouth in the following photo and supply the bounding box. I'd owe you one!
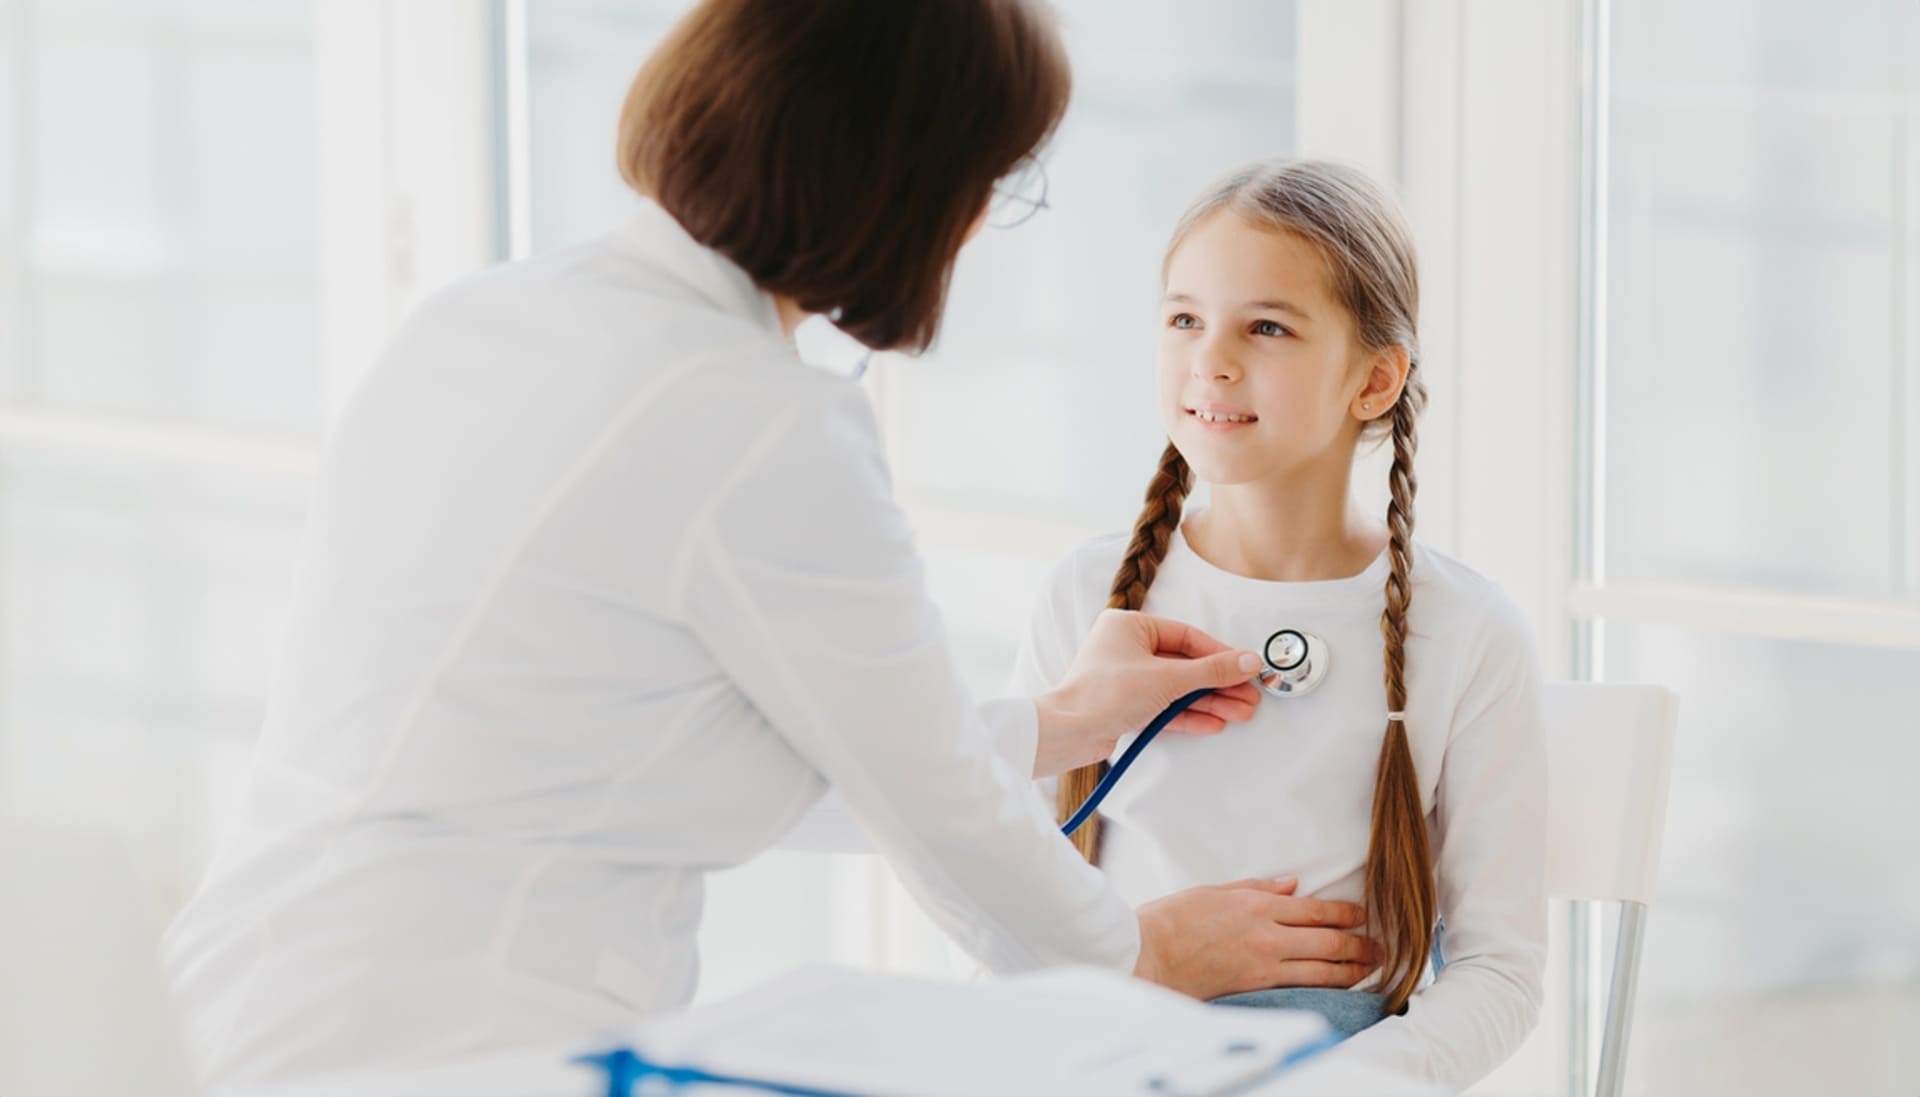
[1186,402,1259,429]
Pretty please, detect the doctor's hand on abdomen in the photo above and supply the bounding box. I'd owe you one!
[1133,875,1382,1001]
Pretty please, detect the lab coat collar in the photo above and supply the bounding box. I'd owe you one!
[624,197,787,337]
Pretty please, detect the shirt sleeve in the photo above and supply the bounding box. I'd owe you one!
[1007,552,1092,806]
[1332,593,1550,1088]
[1011,548,1089,693]
[673,383,1139,974]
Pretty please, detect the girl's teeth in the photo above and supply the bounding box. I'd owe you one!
[1195,410,1252,423]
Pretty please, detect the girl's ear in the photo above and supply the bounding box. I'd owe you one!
[1350,345,1412,422]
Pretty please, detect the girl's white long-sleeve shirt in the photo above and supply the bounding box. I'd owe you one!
[162,199,1139,1088]
[1012,524,1548,1089]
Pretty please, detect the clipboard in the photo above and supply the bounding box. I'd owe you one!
[575,966,1335,1097]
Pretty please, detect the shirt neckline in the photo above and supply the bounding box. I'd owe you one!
[1164,512,1398,607]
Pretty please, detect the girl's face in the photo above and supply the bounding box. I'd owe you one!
[1158,210,1389,486]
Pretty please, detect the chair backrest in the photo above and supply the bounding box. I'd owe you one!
[0,817,202,1097]
[1542,683,1680,905]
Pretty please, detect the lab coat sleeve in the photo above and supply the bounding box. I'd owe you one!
[673,383,1141,975]
[975,698,1042,782]
[1330,593,1549,1088]
[777,698,1035,855]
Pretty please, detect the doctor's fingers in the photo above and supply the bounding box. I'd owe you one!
[1129,612,1238,660]
[1169,689,1260,731]
[1164,710,1228,735]
[1185,682,1263,715]
[1214,876,1299,895]
[1213,681,1262,706]
[1164,702,1248,736]
[1271,926,1383,966]
[1254,893,1369,931]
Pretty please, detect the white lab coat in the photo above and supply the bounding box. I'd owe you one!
[163,200,1139,1088]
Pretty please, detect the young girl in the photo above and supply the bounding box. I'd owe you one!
[1015,161,1547,1088]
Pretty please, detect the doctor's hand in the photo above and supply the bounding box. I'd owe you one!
[1132,876,1382,1001]
[1031,609,1263,779]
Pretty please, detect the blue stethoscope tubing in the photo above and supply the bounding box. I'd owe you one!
[1061,628,1325,837]
[1059,688,1211,838]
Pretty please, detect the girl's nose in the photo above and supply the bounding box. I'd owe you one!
[1191,346,1242,384]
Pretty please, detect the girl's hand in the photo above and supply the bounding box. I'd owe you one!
[1132,876,1382,1000]
[1031,609,1264,778]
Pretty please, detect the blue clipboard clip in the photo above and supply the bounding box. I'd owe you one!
[577,1047,851,1097]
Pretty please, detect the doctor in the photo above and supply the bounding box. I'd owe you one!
[165,0,1382,1086]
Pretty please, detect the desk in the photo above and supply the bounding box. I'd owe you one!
[221,965,1450,1097]
[224,1045,1445,1097]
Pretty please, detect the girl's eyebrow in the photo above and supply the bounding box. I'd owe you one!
[1163,291,1311,320]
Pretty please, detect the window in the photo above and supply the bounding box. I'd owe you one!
[1577,1,1920,1089]
[508,0,689,255]
[0,0,497,909]
[0,0,332,904]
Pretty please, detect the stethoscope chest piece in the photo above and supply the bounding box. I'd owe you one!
[1258,628,1329,697]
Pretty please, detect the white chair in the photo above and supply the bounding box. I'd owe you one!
[0,817,202,1097]
[1543,683,1680,1097]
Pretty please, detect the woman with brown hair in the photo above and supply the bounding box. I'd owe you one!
[1025,160,1548,1087]
[163,2,1380,1088]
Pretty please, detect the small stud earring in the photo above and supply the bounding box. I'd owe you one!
[1361,401,1372,410]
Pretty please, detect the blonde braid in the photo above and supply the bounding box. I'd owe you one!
[1365,386,1438,1014]
[1056,441,1191,862]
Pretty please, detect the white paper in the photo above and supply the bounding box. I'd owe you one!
[631,966,1331,1097]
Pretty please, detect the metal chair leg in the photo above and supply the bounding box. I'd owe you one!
[1595,901,1648,1097]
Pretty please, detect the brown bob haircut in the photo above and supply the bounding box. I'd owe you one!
[617,0,1071,352]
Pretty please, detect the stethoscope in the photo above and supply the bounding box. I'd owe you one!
[1061,629,1326,837]
[1253,628,1330,698]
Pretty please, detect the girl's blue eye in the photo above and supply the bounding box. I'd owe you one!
[1252,319,1289,338]
[1170,313,1199,330]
